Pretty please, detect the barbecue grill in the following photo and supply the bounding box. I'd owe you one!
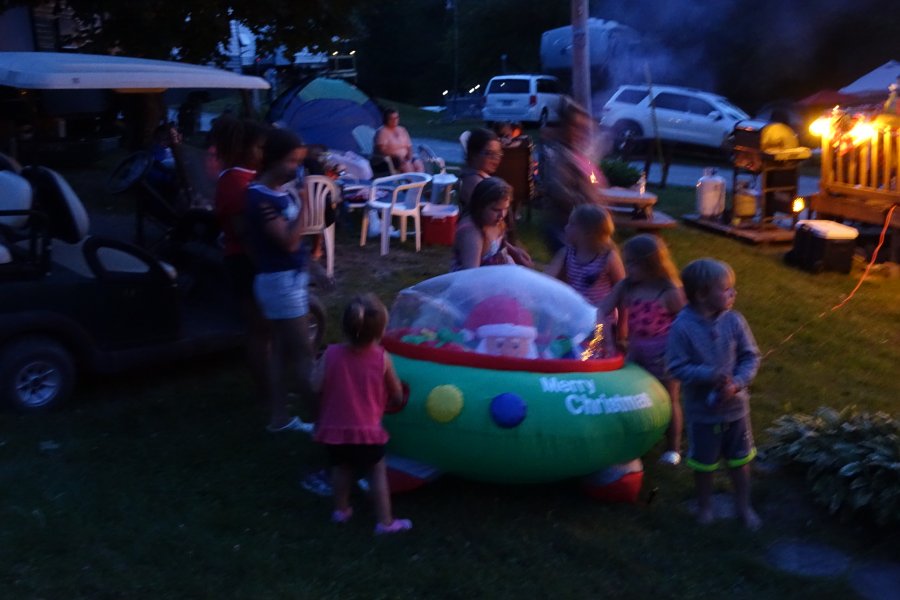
[730,120,811,222]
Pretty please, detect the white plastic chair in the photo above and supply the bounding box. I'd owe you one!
[352,125,376,156]
[300,175,338,278]
[359,173,431,256]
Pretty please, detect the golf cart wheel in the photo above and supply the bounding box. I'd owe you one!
[0,336,75,412]
[307,295,327,349]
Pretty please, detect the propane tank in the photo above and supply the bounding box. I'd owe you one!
[733,179,759,221]
[695,167,725,219]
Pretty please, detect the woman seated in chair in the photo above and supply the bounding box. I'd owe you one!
[458,129,504,213]
[451,177,532,271]
[374,108,424,174]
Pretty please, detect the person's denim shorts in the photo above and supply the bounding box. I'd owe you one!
[253,270,309,320]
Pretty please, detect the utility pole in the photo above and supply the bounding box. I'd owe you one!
[453,0,459,98]
[446,0,460,119]
[571,0,591,110]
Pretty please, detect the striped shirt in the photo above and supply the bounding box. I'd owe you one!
[563,245,614,306]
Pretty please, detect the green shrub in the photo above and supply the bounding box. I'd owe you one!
[600,158,641,188]
[763,407,900,526]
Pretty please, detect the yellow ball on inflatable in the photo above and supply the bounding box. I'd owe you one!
[425,385,464,423]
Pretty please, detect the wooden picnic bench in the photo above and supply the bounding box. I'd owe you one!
[597,187,677,232]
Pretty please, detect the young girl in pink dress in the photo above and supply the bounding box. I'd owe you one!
[598,235,687,466]
[312,294,412,534]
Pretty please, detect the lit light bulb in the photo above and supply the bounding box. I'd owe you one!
[808,117,830,137]
[791,196,806,214]
[848,121,877,145]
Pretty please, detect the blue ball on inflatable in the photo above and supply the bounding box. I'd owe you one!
[489,392,527,428]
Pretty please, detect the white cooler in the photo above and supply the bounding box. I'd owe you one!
[787,220,858,274]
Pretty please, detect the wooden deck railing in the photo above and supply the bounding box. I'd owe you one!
[820,116,900,202]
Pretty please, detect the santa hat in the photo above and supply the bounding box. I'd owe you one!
[464,295,537,341]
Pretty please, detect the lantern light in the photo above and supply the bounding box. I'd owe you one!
[809,117,830,137]
[848,121,877,145]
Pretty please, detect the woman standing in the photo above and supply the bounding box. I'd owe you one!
[541,97,609,253]
[243,128,315,432]
[212,118,272,414]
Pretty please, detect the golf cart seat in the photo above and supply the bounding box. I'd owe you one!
[0,169,34,231]
[0,170,42,270]
[0,152,23,174]
[19,165,176,281]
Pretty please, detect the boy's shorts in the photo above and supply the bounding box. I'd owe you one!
[253,270,309,320]
[326,444,386,471]
[686,415,756,472]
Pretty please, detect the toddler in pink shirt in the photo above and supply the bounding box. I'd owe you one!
[312,294,411,535]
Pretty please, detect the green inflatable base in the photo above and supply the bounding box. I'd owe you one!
[384,355,671,483]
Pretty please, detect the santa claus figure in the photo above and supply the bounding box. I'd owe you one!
[463,295,538,358]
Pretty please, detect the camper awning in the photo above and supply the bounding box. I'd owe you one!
[0,52,270,91]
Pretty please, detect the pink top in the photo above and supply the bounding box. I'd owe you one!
[314,344,390,445]
[374,125,413,160]
[627,293,675,341]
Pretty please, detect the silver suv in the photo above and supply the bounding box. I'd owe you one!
[482,74,563,127]
[600,84,749,150]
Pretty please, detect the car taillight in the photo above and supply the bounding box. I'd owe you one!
[529,94,536,106]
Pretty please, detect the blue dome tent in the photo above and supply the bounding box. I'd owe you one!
[268,77,382,153]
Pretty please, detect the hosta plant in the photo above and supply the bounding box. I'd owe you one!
[763,407,900,526]
[599,158,641,188]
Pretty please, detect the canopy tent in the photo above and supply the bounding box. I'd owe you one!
[840,60,900,95]
[268,77,382,153]
[0,52,269,91]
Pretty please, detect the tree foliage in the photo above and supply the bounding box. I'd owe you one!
[2,0,898,109]
[1,0,362,62]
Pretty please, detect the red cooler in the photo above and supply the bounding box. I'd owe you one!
[422,204,459,246]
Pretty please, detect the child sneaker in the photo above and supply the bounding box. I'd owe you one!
[300,469,333,496]
[659,451,681,466]
[374,519,413,535]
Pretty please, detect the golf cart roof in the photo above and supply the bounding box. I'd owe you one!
[0,52,270,92]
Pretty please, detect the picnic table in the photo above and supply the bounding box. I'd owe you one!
[597,187,676,231]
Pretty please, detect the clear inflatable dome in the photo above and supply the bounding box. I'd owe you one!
[387,265,604,360]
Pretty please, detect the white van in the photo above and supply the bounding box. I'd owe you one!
[481,74,563,126]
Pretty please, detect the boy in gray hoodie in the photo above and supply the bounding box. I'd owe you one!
[666,258,761,530]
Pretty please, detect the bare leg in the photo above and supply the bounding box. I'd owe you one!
[332,465,354,513]
[243,299,272,406]
[695,471,714,525]
[266,326,289,429]
[729,465,761,530]
[367,458,394,526]
[279,314,315,420]
[665,380,683,453]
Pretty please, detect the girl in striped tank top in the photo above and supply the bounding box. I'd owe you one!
[546,204,624,307]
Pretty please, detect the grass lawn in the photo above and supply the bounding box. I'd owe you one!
[2,183,898,598]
